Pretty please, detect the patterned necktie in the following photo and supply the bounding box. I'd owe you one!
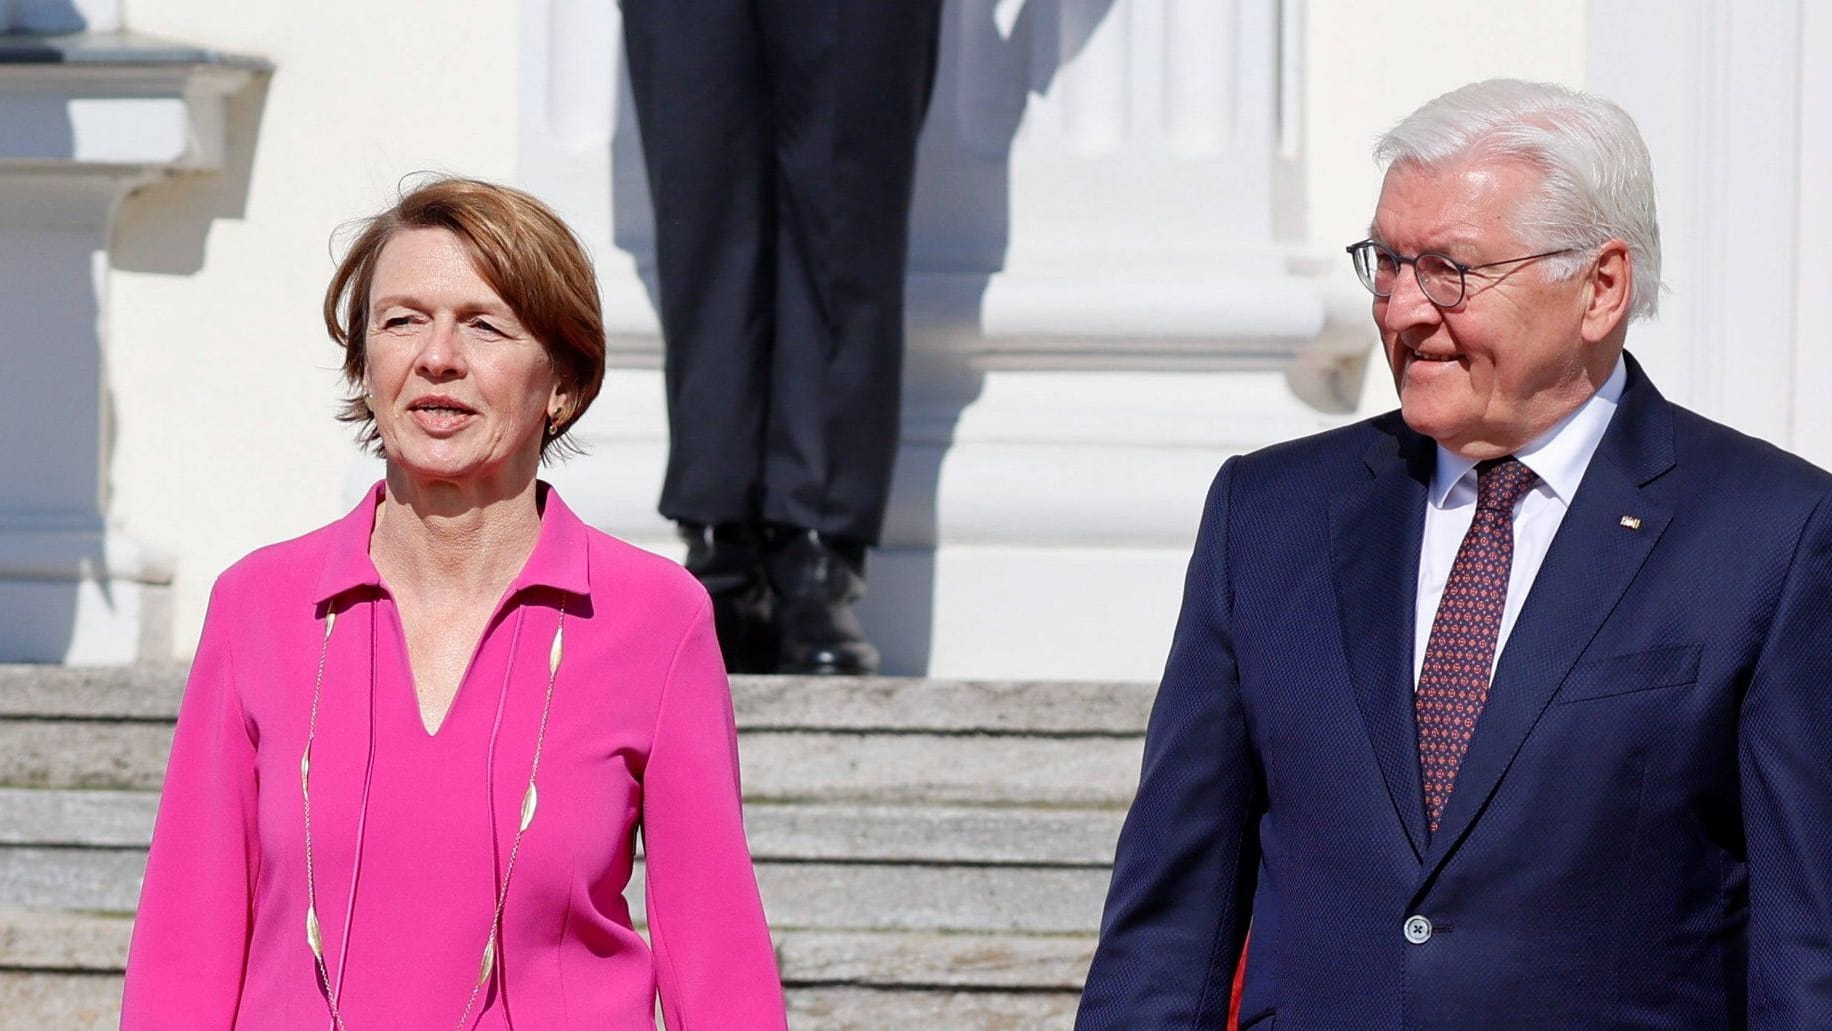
[1416,456,1538,835]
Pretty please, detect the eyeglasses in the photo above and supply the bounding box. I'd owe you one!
[1346,239,1578,308]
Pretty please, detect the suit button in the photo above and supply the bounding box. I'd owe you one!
[1403,915,1433,944]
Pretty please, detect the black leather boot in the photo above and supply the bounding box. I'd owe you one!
[765,526,880,675]
[679,522,777,674]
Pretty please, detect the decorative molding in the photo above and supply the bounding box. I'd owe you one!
[521,0,1330,374]
[1586,1,1805,447]
[0,70,261,176]
[0,33,263,662]
[513,0,1342,675]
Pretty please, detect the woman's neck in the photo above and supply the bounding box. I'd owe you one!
[370,468,544,603]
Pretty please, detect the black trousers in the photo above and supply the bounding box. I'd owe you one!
[621,0,943,546]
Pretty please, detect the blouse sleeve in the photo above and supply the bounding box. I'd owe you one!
[120,578,259,1028]
[642,597,788,1030]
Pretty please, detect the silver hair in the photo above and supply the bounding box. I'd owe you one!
[1375,79,1661,321]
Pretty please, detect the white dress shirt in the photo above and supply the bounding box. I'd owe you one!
[1412,356,1628,686]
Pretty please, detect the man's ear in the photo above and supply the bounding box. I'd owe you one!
[1580,240,1633,344]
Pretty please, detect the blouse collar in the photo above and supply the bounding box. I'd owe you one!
[313,480,592,605]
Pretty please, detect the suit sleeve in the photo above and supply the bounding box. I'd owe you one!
[1742,490,1832,1026]
[120,578,258,1028]
[642,597,788,1030]
[1077,459,1264,1030]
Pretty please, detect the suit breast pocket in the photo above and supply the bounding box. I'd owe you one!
[1554,643,1702,705]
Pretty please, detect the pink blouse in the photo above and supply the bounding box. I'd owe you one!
[122,483,787,1029]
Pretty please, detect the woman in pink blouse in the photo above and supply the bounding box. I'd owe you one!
[122,177,787,1029]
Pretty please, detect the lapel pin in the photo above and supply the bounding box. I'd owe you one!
[1619,515,1643,530]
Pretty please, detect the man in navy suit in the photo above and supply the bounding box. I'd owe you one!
[1077,80,1832,1029]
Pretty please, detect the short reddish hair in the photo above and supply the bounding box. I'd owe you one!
[323,176,606,460]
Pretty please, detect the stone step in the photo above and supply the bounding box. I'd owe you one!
[0,668,1150,805]
[0,909,131,971]
[0,665,185,720]
[0,789,1124,866]
[760,862,1110,935]
[0,721,172,791]
[789,987,1081,1031]
[1,912,1095,1030]
[0,847,146,913]
[0,972,123,1031]
[744,802,1123,865]
[0,667,1154,735]
[731,677,1153,735]
[0,668,1143,1028]
[1,846,1112,934]
[1,915,1095,1030]
[0,788,157,847]
[0,910,1095,991]
[778,929,1095,990]
[0,973,1084,1029]
[0,721,1144,807]
[741,734,1141,807]
[0,973,1083,1031]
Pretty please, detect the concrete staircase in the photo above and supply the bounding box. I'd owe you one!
[0,666,1151,1029]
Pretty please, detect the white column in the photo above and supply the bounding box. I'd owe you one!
[517,0,1347,678]
[1791,4,1832,469]
[0,46,260,662]
[1586,1,1809,451]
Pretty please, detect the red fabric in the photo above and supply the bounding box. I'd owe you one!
[1229,932,1249,1028]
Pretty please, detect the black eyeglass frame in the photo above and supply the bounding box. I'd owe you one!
[1345,239,1580,308]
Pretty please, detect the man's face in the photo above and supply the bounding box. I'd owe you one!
[1372,158,1605,459]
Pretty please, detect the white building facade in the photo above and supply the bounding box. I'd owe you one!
[5,0,1824,677]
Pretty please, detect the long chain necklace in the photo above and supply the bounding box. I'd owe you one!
[301,601,566,1030]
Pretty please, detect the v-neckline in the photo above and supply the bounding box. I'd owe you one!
[386,596,505,739]
[357,485,557,738]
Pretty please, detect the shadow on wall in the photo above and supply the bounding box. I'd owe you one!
[6,67,267,663]
[874,0,1117,673]
[112,75,271,275]
[0,0,87,34]
[3,228,97,661]
[0,74,85,661]
[605,0,1117,674]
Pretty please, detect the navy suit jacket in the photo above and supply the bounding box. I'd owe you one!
[1077,355,1832,1030]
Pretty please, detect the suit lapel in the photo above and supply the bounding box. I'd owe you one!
[1330,418,1434,861]
[1422,358,1677,876]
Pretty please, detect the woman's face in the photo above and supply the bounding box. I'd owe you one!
[363,227,566,492]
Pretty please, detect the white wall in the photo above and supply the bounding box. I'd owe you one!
[1304,0,1589,419]
[1305,2,1589,261]
[96,0,1592,661]
[1587,1,1828,463]
[107,0,521,653]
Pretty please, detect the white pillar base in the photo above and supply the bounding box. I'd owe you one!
[0,528,171,664]
[515,360,1355,681]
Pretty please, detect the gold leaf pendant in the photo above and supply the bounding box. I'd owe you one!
[519,781,538,833]
[478,934,496,985]
[306,906,324,961]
